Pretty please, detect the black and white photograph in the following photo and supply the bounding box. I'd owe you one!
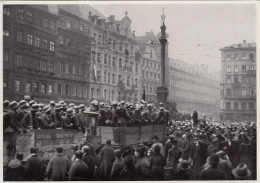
[2,1,257,181]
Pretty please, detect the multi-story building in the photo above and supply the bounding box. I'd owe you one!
[168,58,221,119]
[220,40,256,122]
[3,5,59,104]
[136,31,161,102]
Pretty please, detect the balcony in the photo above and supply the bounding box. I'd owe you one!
[247,70,256,75]
[231,82,241,88]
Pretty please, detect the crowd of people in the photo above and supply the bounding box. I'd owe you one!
[3,99,257,180]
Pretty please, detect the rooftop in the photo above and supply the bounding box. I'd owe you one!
[220,40,256,50]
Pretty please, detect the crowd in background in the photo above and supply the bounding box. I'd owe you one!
[3,98,257,180]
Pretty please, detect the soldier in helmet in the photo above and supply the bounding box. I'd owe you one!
[142,104,156,125]
[38,106,56,129]
[49,104,63,128]
[21,104,40,129]
[63,108,81,130]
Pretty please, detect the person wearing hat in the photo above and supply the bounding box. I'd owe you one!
[24,147,44,181]
[68,150,89,181]
[63,108,80,130]
[49,104,63,128]
[200,153,227,180]
[171,154,191,180]
[192,109,199,127]
[46,146,70,181]
[232,163,252,180]
[17,100,28,121]
[207,134,220,156]
[21,104,40,129]
[109,149,124,181]
[3,100,10,112]
[154,107,167,125]
[132,105,144,126]
[70,144,78,164]
[82,145,96,180]
[4,153,25,181]
[118,155,136,181]
[116,101,133,127]
[151,135,165,158]
[38,106,56,129]
[49,101,56,113]
[150,145,164,180]
[73,106,85,133]
[141,104,156,125]
[223,132,240,166]
[167,140,181,171]
[78,104,87,127]
[97,102,107,126]
[61,103,68,117]
[165,134,175,164]
[28,100,36,111]
[134,146,150,180]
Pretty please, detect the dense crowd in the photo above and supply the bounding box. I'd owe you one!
[3,99,257,180]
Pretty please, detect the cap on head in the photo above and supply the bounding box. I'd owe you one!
[43,106,51,113]
[68,103,75,108]
[59,101,65,105]
[55,104,62,110]
[50,101,55,106]
[29,100,36,106]
[31,104,40,112]
[66,108,74,116]
[79,104,85,110]
[19,100,27,108]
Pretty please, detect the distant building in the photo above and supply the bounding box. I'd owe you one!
[220,40,256,122]
[168,58,221,119]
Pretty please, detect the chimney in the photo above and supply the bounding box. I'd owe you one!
[243,40,246,43]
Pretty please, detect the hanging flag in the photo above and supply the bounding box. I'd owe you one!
[93,63,97,81]
[141,87,145,103]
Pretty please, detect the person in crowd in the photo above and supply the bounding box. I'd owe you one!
[142,104,155,124]
[192,109,198,127]
[74,106,85,133]
[119,155,136,181]
[63,108,80,129]
[167,140,181,172]
[70,144,78,164]
[8,101,26,133]
[68,150,89,181]
[80,137,96,159]
[49,101,56,113]
[49,104,63,128]
[110,149,125,181]
[4,153,25,181]
[150,145,164,180]
[171,154,191,180]
[46,146,70,181]
[82,145,96,181]
[135,146,150,181]
[223,132,240,167]
[147,148,154,164]
[232,163,252,180]
[39,106,56,129]
[151,135,165,158]
[165,134,175,164]
[132,105,144,125]
[21,104,40,129]
[200,153,227,180]
[98,139,115,180]
[237,134,253,170]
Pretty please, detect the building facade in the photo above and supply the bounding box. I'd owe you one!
[168,58,221,119]
[220,41,256,122]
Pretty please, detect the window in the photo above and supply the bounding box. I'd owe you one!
[42,39,48,49]
[71,86,76,96]
[249,53,254,61]
[48,85,53,95]
[234,54,239,60]
[50,21,56,31]
[226,66,231,73]
[50,41,55,51]
[41,84,46,94]
[104,89,107,100]
[67,20,71,28]
[103,71,107,82]
[3,6,10,16]
[241,89,247,96]
[91,88,94,98]
[112,57,116,66]
[80,24,83,31]
[108,56,111,65]
[18,9,24,20]
[14,80,21,92]
[234,65,239,73]
[43,18,48,28]
[41,60,47,71]
[241,76,247,83]
[112,91,115,101]
[58,84,62,95]
[242,53,246,60]
[249,103,255,110]
[59,62,65,73]
[249,65,254,71]
[226,102,231,110]
[241,65,246,73]
[127,76,130,86]
[60,17,65,26]
[119,58,122,68]
[135,63,138,72]
[48,62,54,73]
[226,54,231,60]
[97,53,101,63]
[92,51,96,62]
[118,75,121,81]
[112,74,115,84]
[4,49,9,62]
[135,79,138,86]
[97,70,101,81]
[241,103,246,109]
[75,65,80,75]
[33,82,39,93]
[83,87,88,98]
[104,54,107,64]
[34,36,40,47]
[16,54,22,66]
[25,83,31,94]
[96,89,100,99]
[226,89,231,97]
[16,31,23,42]
[27,34,33,44]
[108,73,111,83]
[154,73,157,79]
[226,78,231,84]
[113,40,116,49]
[234,102,239,110]
[27,12,33,22]
[98,35,102,44]
[249,77,255,83]
[3,25,9,36]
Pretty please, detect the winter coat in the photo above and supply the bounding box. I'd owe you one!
[21,112,39,129]
[38,113,55,129]
[98,145,115,180]
[237,143,252,170]
[119,165,136,181]
[68,160,89,181]
[224,140,240,166]
[167,147,181,170]
[135,156,150,181]
[200,167,227,180]
[152,142,165,158]
[110,158,125,181]
[4,159,25,181]
[150,154,164,180]
[82,154,96,180]
[171,169,191,180]
[46,153,70,181]
[25,154,44,181]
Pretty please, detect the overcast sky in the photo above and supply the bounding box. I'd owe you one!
[90,3,257,72]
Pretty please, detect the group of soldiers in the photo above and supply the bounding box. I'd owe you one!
[3,99,171,134]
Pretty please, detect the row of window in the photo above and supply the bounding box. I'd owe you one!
[15,31,55,51]
[226,65,255,73]
[14,80,53,95]
[173,89,216,103]
[142,70,160,80]
[59,62,86,76]
[226,76,256,84]
[226,53,254,61]
[226,89,255,97]
[58,84,88,98]
[142,58,160,69]
[226,102,255,110]
[59,36,90,50]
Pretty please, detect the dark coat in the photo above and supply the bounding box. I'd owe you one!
[4,159,25,181]
[172,169,191,180]
[63,115,79,129]
[39,113,55,129]
[224,140,240,166]
[167,147,181,169]
[109,158,125,181]
[21,112,39,129]
[135,157,150,181]
[200,167,227,180]
[150,154,164,180]
[119,165,136,181]
[98,145,115,180]
[80,142,96,159]
[82,154,96,180]
[49,111,63,128]
[68,160,89,181]
[192,112,198,124]
[46,153,70,181]
[237,143,252,170]
[9,111,23,131]
[25,154,44,181]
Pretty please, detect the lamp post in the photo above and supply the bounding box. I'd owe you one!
[156,11,169,106]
